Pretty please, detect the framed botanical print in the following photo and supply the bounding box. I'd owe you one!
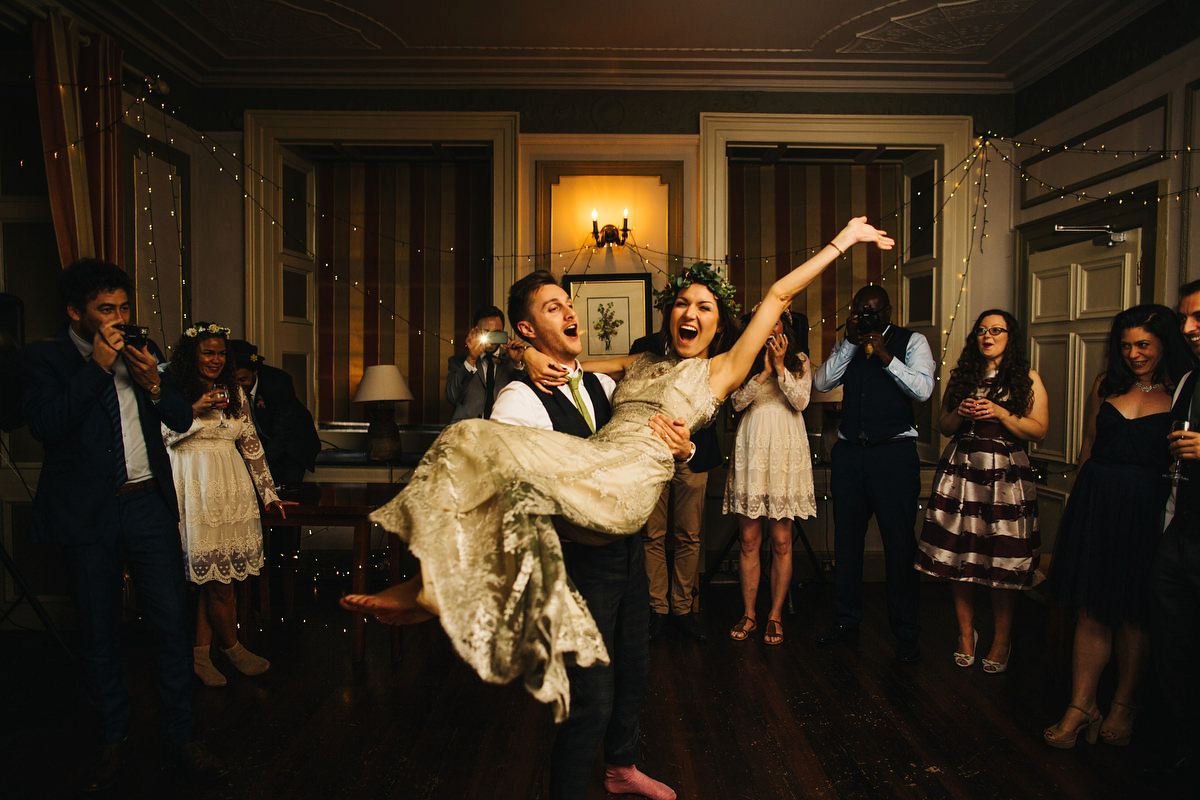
[562,273,653,358]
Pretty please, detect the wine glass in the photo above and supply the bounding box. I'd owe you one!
[1165,419,1191,485]
[212,383,231,428]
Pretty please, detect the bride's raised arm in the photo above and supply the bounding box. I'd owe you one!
[709,217,894,399]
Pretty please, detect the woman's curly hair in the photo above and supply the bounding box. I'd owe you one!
[167,323,241,417]
[1098,303,1194,398]
[944,309,1033,416]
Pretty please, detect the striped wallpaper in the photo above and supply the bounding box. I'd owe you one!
[727,163,904,359]
[315,161,492,423]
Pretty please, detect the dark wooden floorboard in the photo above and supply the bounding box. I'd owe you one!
[0,577,1179,799]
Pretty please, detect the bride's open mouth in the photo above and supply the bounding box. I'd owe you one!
[677,324,699,342]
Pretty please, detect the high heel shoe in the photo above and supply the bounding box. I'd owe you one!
[1043,704,1103,749]
[982,642,1011,674]
[954,630,978,668]
[1099,700,1137,746]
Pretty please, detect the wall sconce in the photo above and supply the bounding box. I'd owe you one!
[591,208,629,247]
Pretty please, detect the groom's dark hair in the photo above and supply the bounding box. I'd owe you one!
[507,270,561,343]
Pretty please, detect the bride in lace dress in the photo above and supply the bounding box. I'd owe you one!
[345,218,893,718]
[164,323,291,687]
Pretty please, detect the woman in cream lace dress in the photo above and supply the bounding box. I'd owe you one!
[164,323,290,687]
[724,311,814,646]
[344,218,894,719]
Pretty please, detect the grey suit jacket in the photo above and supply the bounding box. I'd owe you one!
[445,353,518,422]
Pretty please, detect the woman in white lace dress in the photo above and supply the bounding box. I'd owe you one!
[724,311,814,645]
[163,322,290,687]
[343,218,894,718]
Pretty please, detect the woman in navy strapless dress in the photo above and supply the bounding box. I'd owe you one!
[1043,304,1194,749]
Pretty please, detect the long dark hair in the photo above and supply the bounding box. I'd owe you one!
[944,309,1033,415]
[167,323,242,416]
[1098,303,1194,398]
[657,283,742,358]
[740,309,805,377]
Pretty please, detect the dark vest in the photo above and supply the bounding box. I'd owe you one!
[840,325,917,444]
[521,372,612,438]
[1172,370,1200,521]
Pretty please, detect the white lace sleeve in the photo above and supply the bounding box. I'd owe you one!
[778,357,812,412]
[233,387,281,506]
[162,417,204,448]
[731,375,764,412]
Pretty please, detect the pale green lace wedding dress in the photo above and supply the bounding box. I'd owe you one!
[370,354,721,720]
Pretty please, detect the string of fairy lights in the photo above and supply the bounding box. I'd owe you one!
[18,69,1200,617]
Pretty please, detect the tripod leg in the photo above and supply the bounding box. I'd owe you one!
[0,541,74,658]
[700,515,741,592]
[793,520,826,586]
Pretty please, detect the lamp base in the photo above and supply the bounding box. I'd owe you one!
[365,402,401,462]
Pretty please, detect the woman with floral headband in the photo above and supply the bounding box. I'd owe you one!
[164,322,292,687]
[343,217,893,720]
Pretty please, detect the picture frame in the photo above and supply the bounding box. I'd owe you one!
[562,273,653,358]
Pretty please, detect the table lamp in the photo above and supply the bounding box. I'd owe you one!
[353,365,414,461]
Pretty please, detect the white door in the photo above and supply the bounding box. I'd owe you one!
[1026,230,1142,464]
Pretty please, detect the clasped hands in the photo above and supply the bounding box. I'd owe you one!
[956,396,1008,421]
[93,320,161,392]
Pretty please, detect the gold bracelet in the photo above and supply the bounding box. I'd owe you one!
[828,240,845,256]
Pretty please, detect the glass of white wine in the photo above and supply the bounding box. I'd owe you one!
[212,383,231,428]
[1166,419,1191,485]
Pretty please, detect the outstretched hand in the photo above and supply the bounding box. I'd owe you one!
[839,216,895,251]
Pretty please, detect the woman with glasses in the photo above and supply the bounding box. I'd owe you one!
[915,309,1048,674]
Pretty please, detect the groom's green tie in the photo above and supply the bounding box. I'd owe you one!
[567,373,595,433]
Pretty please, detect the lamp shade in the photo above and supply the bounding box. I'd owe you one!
[353,365,414,403]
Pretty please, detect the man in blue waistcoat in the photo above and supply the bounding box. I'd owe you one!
[491,270,684,800]
[813,285,934,663]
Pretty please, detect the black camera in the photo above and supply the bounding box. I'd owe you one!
[852,307,887,337]
[115,324,150,349]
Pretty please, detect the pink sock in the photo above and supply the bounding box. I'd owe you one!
[604,764,676,800]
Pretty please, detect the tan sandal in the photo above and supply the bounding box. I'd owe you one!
[729,615,757,641]
[1043,704,1102,749]
[1100,701,1137,746]
[764,619,784,646]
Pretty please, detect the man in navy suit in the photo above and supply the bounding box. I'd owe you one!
[445,305,519,421]
[20,259,224,791]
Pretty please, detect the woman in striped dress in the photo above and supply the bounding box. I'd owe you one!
[915,310,1048,673]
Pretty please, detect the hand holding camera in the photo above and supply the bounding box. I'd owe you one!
[466,326,509,363]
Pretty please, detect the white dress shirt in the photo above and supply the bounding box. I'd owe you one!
[812,325,936,440]
[70,327,154,482]
[490,362,616,431]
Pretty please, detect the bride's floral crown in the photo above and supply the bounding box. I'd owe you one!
[184,322,231,338]
[653,262,741,314]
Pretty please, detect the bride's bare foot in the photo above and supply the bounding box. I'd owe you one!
[340,576,435,625]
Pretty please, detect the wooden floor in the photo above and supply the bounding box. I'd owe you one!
[0,571,1183,799]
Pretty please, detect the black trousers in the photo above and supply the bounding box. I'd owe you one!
[549,535,649,799]
[830,438,921,640]
[63,488,193,745]
[1151,513,1200,759]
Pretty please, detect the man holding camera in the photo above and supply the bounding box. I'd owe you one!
[445,305,518,421]
[813,285,934,663]
[19,259,223,790]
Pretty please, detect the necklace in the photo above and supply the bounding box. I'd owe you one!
[1134,381,1162,393]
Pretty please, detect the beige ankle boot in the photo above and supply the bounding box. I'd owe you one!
[222,641,270,676]
[193,645,227,687]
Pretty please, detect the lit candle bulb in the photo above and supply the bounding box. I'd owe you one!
[591,209,599,239]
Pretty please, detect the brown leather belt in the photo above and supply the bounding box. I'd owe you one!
[116,478,157,496]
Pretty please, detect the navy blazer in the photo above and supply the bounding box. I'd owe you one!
[251,363,319,472]
[19,327,193,545]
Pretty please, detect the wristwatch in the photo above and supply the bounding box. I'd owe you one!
[147,383,163,401]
